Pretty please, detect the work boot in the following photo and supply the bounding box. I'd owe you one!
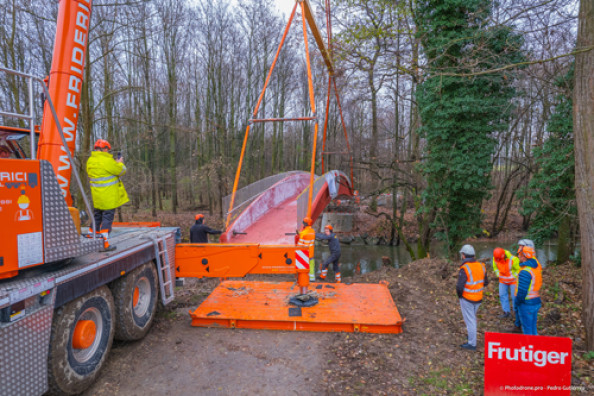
[498,312,511,319]
[85,229,100,239]
[505,325,522,333]
[460,343,476,351]
[103,245,117,252]
[317,269,328,282]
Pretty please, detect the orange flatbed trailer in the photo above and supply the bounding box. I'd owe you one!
[188,280,403,334]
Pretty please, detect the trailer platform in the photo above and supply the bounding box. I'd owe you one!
[189,280,404,334]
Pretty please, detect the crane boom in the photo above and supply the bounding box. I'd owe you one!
[37,0,92,206]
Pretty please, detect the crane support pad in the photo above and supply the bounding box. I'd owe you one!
[189,281,404,334]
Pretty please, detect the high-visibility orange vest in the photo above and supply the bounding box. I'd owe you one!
[535,258,543,271]
[461,261,486,302]
[516,267,542,300]
[494,257,516,285]
[297,226,315,257]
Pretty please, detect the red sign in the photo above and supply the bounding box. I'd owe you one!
[484,332,572,395]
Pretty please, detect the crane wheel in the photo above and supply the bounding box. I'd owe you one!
[111,261,159,341]
[47,286,115,395]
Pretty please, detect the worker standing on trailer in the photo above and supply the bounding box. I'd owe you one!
[492,247,520,319]
[316,224,341,283]
[86,139,129,251]
[456,244,489,351]
[297,217,317,281]
[190,214,222,243]
[515,245,542,335]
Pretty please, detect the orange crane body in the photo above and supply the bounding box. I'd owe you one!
[0,0,96,280]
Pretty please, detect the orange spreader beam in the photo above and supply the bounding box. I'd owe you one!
[189,280,404,334]
[176,244,304,278]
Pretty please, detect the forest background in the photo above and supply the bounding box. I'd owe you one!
[1,0,593,349]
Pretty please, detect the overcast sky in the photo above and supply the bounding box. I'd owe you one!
[273,0,299,17]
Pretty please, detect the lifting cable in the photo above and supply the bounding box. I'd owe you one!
[226,2,299,228]
[300,0,319,221]
[320,0,354,186]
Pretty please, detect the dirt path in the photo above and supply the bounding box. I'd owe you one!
[84,261,592,395]
[84,277,330,396]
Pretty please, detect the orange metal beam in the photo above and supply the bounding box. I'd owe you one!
[175,244,304,278]
[301,0,334,75]
[112,222,161,228]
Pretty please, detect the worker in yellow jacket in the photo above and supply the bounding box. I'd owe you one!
[492,247,520,319]
[86,139,129,251]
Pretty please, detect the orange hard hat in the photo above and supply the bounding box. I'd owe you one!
[303,217,312,225]
[520,245,536,259]
[195,214,204,220]
[325,224,333,231]
[493,248,506,260]
[94,139,111,150]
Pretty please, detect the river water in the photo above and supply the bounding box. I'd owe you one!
[314,240,562,277]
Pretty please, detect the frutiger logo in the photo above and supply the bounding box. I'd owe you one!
[487,341,569,367]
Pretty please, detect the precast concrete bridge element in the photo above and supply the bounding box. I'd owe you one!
[220,170,352,244]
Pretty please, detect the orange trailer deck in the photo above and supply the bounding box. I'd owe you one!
[189,280,404,334]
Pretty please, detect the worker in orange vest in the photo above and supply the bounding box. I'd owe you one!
[517,238,542,270]
[297,217,316,281]
[456,244,489,351]
[492,247,520,319]
[515,245,542,335]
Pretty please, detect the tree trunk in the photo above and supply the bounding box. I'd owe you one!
[574,0,594,350]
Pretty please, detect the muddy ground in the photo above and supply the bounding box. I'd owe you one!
[84,258,593,395]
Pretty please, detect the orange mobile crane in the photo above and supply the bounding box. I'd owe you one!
[1,1,178,395]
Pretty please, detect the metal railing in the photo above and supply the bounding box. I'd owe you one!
[296,170,351,225]
[0,65,96,236]
[222,171,306,227]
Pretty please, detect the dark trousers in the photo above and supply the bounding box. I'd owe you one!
[322,252,341,273]
[93,209,115,233]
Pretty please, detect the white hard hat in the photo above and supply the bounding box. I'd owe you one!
[459,244,475,257]
[518,239,535,248]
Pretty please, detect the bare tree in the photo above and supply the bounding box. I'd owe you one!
[574,0,594,351]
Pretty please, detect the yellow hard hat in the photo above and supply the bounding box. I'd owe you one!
[18,194,30,204]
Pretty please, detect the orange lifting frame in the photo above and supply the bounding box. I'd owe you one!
[179,1,401,335]
[225,0,353,230]
[176,243,404,334]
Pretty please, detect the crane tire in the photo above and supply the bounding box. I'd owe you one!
[47,286,115,395]
[111,261,159,341]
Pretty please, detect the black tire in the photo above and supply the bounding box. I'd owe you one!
[47,286,115,395]
[111,261,159,341]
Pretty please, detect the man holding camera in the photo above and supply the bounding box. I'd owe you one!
[86,139,129,251]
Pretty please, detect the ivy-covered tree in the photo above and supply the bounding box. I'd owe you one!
[414,0,525,252]
[520,64,576,264]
